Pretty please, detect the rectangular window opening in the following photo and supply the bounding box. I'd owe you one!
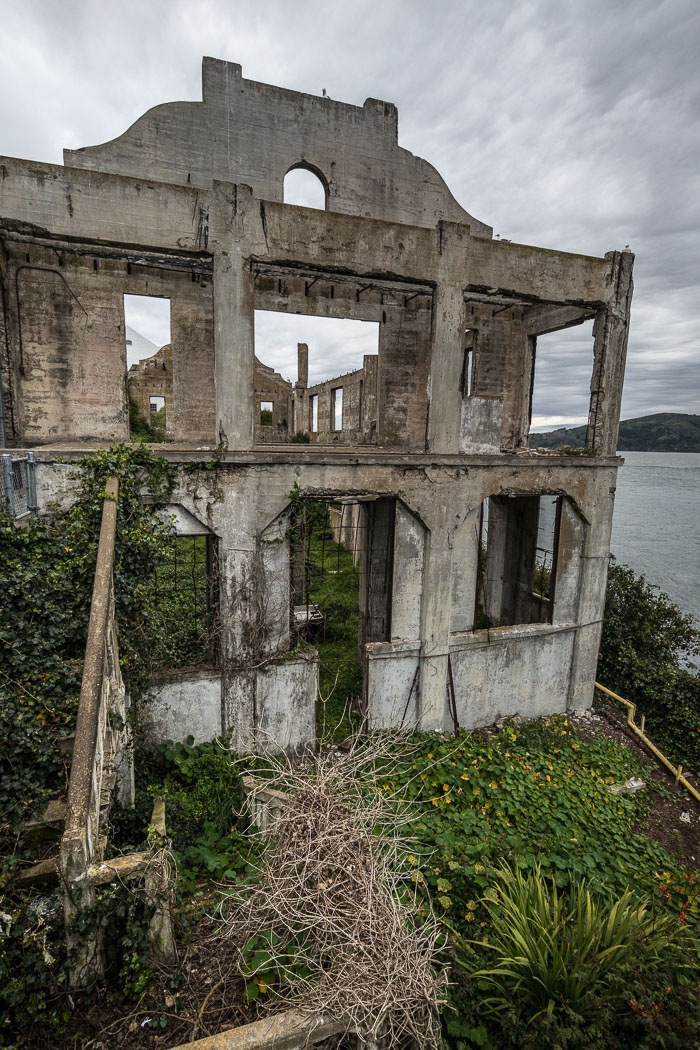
[475,494,561,629]
[260,400,274,425]
[462,329,477,397]
[331,387,343,431]
[529,318,595,447]
[253,310,379,443]
[124,293,171,442]
[290,496,395,735]
[152,534,219,669]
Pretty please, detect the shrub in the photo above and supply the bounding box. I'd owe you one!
[598,562,700,769]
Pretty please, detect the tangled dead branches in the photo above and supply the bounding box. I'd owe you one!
[223,736,446,1049]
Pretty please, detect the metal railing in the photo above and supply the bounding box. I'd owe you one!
[1,451,37,519]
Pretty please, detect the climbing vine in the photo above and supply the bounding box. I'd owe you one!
[0,443,175,836]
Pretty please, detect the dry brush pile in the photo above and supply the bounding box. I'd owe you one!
[222,737,446,1049]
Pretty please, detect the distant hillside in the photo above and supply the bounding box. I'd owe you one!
[531,413,700,453]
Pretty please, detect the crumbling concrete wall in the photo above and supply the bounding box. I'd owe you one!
[64,58,492,236]
[0,59,634,752]
[298,354,378,443]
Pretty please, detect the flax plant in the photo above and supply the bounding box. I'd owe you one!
[473,863,683,1026]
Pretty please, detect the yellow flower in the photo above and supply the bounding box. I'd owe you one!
[474,863,485,874]
[546,774,551,782]
[427,753,433,759]
[445,797,452,804]
[489,781,498,790]
[466,911,475,922]
[431,798,439,807]
[443,783,449,792]
[460,773,469,781]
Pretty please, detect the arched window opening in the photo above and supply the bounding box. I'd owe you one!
[283,166,327,210]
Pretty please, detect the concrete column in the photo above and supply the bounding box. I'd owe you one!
[418,515,453,731]
[426,223,467,454]
[211,182,256,449]
[297,343,308,386]
[450,505,481,633]
[586,250,634,455]
[567,476,617,711]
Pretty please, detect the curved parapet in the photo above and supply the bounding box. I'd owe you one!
[64,57,492,236]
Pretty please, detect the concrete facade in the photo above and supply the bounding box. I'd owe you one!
[0,58,633,751]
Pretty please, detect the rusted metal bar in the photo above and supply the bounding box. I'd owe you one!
[595,682,700,803]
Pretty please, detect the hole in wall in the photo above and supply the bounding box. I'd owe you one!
[254,313,378,385]
[291,497,395,737]
[475,494,561,628]
[283,166,327,209]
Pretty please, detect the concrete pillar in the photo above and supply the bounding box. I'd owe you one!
[418,516,453,731]
[211,182,256,449]
[450,505,481,633]
[426,223,470,454]
[297,343,308,387]
[586,250,634,455]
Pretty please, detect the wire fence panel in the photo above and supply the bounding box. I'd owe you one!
[1,453,37,519]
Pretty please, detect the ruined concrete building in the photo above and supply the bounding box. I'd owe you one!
[0,58,633,752]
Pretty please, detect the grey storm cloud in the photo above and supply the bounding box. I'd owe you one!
[1,0,698,427]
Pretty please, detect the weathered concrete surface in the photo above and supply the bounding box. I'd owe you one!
[65,57,491,236]
[0,59,634,748]
[144,671,223,745]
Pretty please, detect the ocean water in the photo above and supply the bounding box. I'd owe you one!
[610,452,700,626]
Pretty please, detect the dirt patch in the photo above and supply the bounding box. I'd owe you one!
[19,910,257,1050]
[573,701,700,871]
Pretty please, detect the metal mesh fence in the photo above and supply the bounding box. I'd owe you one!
[1,453,37,519]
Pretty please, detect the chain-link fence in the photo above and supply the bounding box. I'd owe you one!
[1,452,37,519]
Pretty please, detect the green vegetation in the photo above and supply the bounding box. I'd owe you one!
[153,535,211,668]
[0,444,174,836]
[598,562,700,770]
[472,865,681,1029]
[302,501,362,738]
[259,408,273,426]
[289,430,311,443]
[128,393,164,442]
[382,720,699,1049]
[531,412,700,453]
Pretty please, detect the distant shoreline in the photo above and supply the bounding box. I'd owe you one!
[531,412,700,453]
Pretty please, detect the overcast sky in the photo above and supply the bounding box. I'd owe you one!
[2,0,698,427]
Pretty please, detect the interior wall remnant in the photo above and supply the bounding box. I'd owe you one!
[358,499,396,657]
[481,494,561,628]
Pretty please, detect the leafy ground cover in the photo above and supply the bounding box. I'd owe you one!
[378,718,700,1049]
